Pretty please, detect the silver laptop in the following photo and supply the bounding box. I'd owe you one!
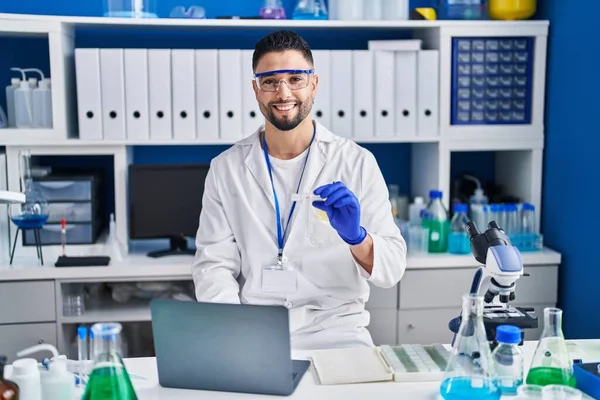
[150,299,310,396]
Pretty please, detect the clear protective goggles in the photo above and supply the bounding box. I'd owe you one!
[254,69,315,92]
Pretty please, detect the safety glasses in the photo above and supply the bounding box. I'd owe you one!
[254,69,315,92]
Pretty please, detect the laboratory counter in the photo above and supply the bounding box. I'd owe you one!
[100,339,598,399]
[0,247,561,282]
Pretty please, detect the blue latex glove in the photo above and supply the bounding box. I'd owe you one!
[313,181,367,245]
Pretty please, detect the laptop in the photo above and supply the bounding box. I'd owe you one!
[150,299,310,396]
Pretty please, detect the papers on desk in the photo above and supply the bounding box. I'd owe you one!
[310,347,393,385]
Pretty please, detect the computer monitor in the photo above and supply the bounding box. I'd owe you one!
[128,163,210,258]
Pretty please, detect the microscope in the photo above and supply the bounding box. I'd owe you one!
[449,220,538,346]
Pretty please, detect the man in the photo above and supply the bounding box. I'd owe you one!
[192,30,407,350]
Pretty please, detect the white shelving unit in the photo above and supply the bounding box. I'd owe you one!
[0,13,556,357]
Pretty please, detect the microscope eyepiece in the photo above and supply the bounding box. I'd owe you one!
[466,221,480,239]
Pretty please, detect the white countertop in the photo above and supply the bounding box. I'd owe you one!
[112,340,598,399]
[0,246,562,282]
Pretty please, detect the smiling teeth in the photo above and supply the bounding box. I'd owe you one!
[275,104,295,111]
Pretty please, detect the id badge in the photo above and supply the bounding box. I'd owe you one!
[261,257,297,294]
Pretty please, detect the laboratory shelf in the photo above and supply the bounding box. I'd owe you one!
[60,298,151,324]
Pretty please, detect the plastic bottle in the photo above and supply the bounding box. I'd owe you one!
[521,203,536,234]
[492,325,524,395]
[505,204,519,235]
[293,0,328,19]
[104,213,124,262]
[526,307,576,388]
[32,78,53,128]
[41,356,76,400]
[0,356,19,399]
[441,294,500,400]
[409,196,426,226]
[424,190,449,253]
[437,0,486,20]
[260,0,286,19]
[12,68,34,128]
[5,77,20,127]
[9,358,42,400]
[448,203,470,254]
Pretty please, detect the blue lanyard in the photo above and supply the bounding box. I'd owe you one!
[262,125,316,262]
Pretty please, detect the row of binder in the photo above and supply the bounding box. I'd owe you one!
[74,48,439,141]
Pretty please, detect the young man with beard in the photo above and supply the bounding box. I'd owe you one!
[192,30,407,350]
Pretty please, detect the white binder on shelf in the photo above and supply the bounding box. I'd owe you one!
[241,50,262,135]
[417,50,439,138]
[148,49,173,140]
[374,50,396,137]
[123,49,149,141]
[99,48,126,140]
[352,50,374,140]
[395,51,417,139]
[171,49,197,140]
[330,50,353,138]
[195,50,220,141]
[312,50,331,130]
[75,48,103,140]
[218,50,243,140]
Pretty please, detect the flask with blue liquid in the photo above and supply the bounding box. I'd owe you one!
[448,203,470,254]
[293,0,328,20]
[437,0,487,20]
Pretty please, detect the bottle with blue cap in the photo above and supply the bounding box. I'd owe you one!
[423,190,449,253]
[492,325,524,395]
[448,203,470,254]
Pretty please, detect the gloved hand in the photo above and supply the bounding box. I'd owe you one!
[313,181,367,245]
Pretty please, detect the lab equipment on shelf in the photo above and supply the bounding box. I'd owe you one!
[440,293,500,400]
[423,190,449,253]
[448,203,470,254]
[104,0,157,18]
[7,358,42,400]
[381,0,409,20]
[409,196,426,226]
[12,68,34,128]
[437,0,487,20]
[260,0,286,19]
[526,307,577,388]
[379,344,451,381]
[63,283,86,317]
[0,356,19,400]
[169,6,206,18]
[4,77,19,127]
[492,325,524,395]
[488,0,536,20]
[293,0,328,20]
[83,322,138,400]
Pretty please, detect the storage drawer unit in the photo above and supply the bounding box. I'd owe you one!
[24,223,96,245]
[0,323,57,363]
[31,180,94,202]
[46,202,94,224]
[0,281,56,324]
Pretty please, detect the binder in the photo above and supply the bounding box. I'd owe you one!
[374,51,396,137]
[395,51,418,139]
[195,50,220,140]
[148,49,173,140]
[352,50,374,139]
[218,50,243,140]
[75,48,103,140]
[99,49,126,140]
[171,49,197,140]
[123,49,149,141]
[312,50,331,129]
[241,50,262,135]
[417,50,439,138]
[330,50,353,138]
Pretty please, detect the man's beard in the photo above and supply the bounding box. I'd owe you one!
[261,98,312,131]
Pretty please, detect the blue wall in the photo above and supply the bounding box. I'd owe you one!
[537,2,599,339]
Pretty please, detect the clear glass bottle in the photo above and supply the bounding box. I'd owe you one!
[492,325,524,395]
[293,0,328,20]
[9,149,49,229]
[526,308,577,388]
[448,203,471,254]
[82,322,138,400]
[441,294,500,400]
[260,0,287,19]
[424,190,449,253]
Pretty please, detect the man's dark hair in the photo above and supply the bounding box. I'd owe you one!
[252,30,314,72]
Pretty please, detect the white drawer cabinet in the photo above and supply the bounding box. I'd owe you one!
[397,308,459,345]
[0,323,57,363]
[367,308,397,345]
[0,281,56,324]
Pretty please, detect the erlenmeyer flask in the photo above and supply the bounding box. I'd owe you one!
[293,0,328,20]
[526,307,576,387]
[260,0,286,19]
[82,322,138,400]
[440,294,500,400]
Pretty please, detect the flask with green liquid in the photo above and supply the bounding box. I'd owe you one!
[83,322,138,400]
[526,307,576,387]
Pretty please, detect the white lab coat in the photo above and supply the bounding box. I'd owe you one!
[192,122,407,350]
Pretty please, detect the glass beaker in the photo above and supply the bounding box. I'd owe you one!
[104,0,158,18]
[440,294,500,400]
[526,308,576,388]
[82,322,138,400]
[9,150,49,230]
[293,0,328,20]
[260,0,287,19]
